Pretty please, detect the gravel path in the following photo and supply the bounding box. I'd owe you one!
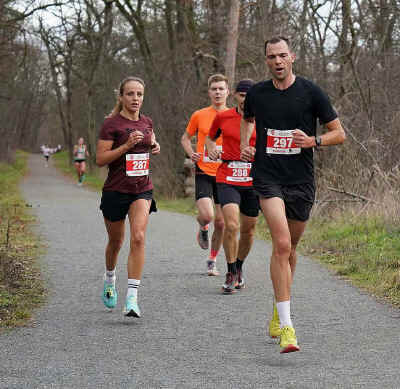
[0,154,399,389]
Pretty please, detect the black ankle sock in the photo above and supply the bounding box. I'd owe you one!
[227,262,237,274]
[236,258,244,271]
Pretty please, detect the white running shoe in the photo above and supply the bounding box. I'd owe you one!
[207,260,219,276]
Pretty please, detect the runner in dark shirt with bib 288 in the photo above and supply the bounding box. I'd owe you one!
[240,36,346,353]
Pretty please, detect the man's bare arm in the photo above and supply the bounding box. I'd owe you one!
[319,118,346,146]
[240,117,254,151]
[292,118,346,148]
[240,117,256,161]
[205,135,220,161]
[181,132,201,162]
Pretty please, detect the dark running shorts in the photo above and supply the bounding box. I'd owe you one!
[74,159,85,163]
[217,183,259,217]
[195,168,220,204]
[100,190,156,222]
[255,182,315,222]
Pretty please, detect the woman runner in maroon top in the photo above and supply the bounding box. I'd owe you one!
[96,76,160,318]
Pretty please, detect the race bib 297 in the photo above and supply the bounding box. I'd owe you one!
[266,129,301,155]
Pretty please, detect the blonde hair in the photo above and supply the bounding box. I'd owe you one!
[207,73,228,89]
[107,76,146,118]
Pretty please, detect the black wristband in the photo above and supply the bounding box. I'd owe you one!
[315,136,322,147]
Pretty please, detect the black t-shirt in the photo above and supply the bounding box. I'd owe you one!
[243,76,337,185]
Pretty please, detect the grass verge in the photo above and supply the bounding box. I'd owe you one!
[0,151,45,330]
[300,215,400,306]
[52,151,104,191]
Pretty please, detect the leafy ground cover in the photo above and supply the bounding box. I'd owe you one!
[0,152,45,329]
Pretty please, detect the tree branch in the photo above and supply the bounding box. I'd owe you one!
[327,187,379,204]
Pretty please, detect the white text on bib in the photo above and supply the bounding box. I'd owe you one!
[226,161,252,183]
[266,129,301,155]
[126,153,150,176]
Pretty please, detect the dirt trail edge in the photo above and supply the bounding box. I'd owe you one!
[0,154,399,389]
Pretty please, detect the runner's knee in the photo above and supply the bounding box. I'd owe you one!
[108,237,124,252]
[214,217,225,231]
[130,230,146,247]
[225,219,239,234]
[273,237,291,258]
[240,222,256,237]
[199,214,213,225]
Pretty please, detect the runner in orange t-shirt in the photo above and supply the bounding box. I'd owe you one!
[206,79,258,294]
[180,74,229,276]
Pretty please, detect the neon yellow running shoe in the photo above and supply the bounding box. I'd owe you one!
[268,304,281,338]
[279,326,300,353]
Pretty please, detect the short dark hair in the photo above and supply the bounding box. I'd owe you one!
[264,36,291,56]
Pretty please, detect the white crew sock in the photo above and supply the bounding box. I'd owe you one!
[276,300,293,328]
[127,279,141,299]
[105,269,116,284]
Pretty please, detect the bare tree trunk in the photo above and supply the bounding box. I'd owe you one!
[225,0,240,90]
[208,0,226,73]
[114,0,157,83]
[40,22,75,161]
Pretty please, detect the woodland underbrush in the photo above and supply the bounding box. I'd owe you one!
[0,152,45,329]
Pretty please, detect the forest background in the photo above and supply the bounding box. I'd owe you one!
[1,0,399,214]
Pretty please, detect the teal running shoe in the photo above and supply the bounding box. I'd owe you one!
[123,296,141,317]
[102,281,117,309]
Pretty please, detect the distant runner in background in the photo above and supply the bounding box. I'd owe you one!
[73,137,89,186]
[96,76,160,319]
[181,74,229,276]
[41,144,62,167]
[206,79,259,294]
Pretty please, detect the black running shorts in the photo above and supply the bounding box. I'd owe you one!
[100,190,156,222]
[195,169,220,204]
[255,182,315,222]
[217,183,259,217]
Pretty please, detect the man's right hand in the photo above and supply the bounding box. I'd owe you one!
[240,146,256,162]
[190,152,202,162]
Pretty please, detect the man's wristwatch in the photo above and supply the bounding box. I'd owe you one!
[315,136,322,147]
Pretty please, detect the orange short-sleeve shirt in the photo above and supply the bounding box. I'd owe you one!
[186,106,224,176]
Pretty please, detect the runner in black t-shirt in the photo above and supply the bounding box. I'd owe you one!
[240,36,346,353]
